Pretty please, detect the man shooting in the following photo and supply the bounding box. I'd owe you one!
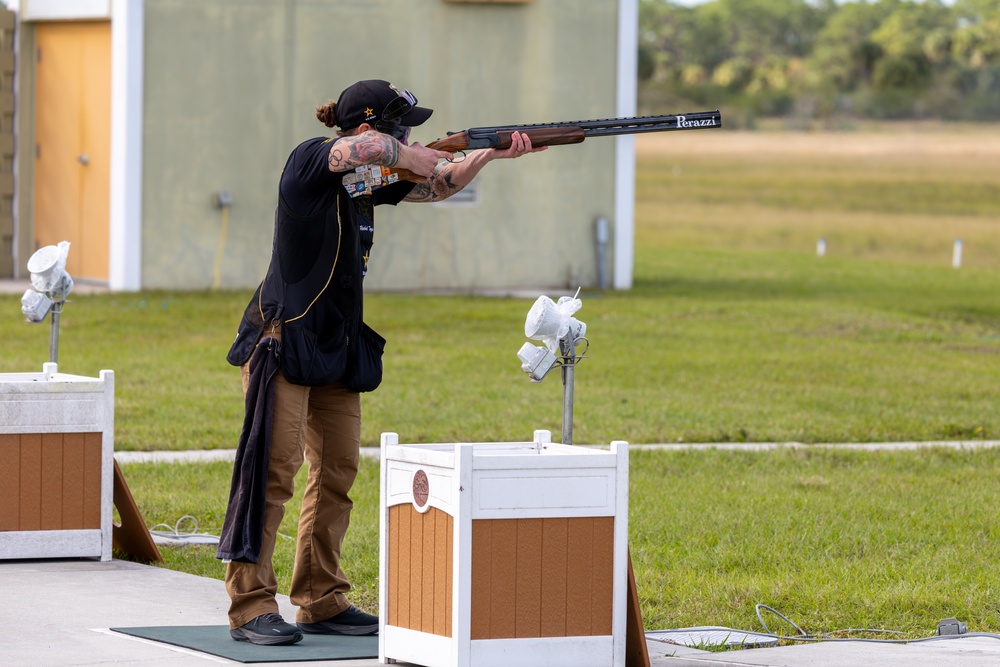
[217,79,544,646]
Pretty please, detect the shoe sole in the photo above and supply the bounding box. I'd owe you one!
[298,622,378,636]
[230,628,304,646]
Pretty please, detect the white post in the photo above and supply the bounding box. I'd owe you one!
[613,0,638,290]
[110,0,145,291]
[952,239,963,268]
[452,443,474,667]
[378,431,398,664]
[817,238,826,257]
[99,370,115,561]
[610,441,630,667]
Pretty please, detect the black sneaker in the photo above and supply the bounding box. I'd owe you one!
[298,606,379,636]
[230,612,304,645]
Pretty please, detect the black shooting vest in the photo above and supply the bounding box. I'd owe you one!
[227,137,412,389]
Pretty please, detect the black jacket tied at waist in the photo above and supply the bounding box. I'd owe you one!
[216,337,281,563]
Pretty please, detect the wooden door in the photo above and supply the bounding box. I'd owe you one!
[33,21,111,282]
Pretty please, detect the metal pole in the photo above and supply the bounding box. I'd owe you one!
[49,299,63,364]
[560,336,576,445]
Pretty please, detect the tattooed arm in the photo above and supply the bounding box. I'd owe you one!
[327,130,450,178]
[404,130,546,203]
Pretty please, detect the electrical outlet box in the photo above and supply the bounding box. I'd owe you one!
[937,617,967,635]
[216,189,233,208]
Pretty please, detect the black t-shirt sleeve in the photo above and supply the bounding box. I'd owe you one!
[279,138,340,217]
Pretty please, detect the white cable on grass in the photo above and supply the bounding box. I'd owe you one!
[753,603,1000,645]
[149,515,220,545]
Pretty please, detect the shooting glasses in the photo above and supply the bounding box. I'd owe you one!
[375,86,418,143]
[383,85,417,121]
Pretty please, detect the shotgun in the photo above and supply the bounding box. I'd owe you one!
[342,110,722,197]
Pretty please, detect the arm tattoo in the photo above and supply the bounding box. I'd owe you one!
[328,132,400,172]
[428,169,461,200]
[404,182,435,203]
[353,134,400,166]
[403,165,462,203]
[329,147,347,171]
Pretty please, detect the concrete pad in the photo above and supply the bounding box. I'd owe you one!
[3,558,403,667]
[7,558,1000,666]
[645,634,1000,666]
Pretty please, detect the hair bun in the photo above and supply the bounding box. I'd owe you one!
[315,101,338,128]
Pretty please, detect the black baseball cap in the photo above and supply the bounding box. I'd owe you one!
[335,79,433,131]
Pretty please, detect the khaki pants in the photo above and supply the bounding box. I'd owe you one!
[225,330,362,629]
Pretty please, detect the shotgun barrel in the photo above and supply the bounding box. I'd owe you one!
[429,110,722,153]
[461,110,721,145]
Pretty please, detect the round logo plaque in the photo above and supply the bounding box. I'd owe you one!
[412,469,429,508]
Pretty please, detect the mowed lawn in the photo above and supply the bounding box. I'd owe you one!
[636,124,1000,268]
[4,123,1000,638]
[2,123,997,448]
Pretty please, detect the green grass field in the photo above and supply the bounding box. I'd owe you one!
[118,443,1000,638]
[2,258,996,448]
[4,125,999,639]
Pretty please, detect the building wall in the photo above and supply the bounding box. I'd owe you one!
[140,0,620,291]
[140,0,289,290]
[14,0,623,291]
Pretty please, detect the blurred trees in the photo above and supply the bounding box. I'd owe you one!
[638,0,1000,122]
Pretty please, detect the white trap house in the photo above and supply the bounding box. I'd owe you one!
[378,430,630,667]
[0,363,115,561]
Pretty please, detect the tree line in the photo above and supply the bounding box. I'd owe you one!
[638,0,1000,124]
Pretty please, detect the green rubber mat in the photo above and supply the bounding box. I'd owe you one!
[109,625,378,663]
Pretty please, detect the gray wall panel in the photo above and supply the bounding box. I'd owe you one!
[140,0,620,291]
[142,0,288,289]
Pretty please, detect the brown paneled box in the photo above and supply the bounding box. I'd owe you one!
[0,363,114,560]
[379,430,629,667]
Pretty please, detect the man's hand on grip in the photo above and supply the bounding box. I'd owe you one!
[402,142,454,179]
